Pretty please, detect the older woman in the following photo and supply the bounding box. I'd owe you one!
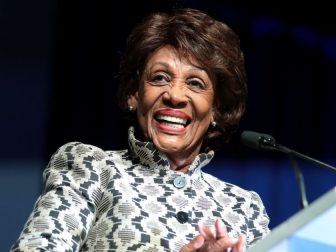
[11,8,269,252]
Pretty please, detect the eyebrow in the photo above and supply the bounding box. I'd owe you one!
[188,62,207,72]
[149,61,206,73]
[148,62,169,71]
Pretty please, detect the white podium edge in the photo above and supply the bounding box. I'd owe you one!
[248,186,336,251]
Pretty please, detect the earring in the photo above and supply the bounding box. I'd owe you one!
[211,121,217,127]
[128,106,134,112]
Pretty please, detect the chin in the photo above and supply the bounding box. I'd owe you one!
[153,140,183,153]
[149,125,200,154]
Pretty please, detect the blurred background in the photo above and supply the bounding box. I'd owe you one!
[1,0,335,250]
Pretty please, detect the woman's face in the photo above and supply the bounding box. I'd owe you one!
[128,45,214,160]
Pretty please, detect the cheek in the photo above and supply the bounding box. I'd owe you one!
[194,96,214,119]
[144,84,166,105]
[137,87,162,120]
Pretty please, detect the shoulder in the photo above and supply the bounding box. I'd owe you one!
[47,142,130,176]
[201,172,263,203]
[45,142,112,184]
[201,172,245,193]
[51,141,108,160]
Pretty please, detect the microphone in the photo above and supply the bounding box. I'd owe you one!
[240,131,277,151]
[240,131,336,173]
[241,130,336,209]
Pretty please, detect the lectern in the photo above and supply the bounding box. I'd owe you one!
[247,187,336,251]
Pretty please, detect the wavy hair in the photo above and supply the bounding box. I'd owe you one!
[117,8,247,149]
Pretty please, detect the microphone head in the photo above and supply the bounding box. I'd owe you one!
[240,131,277,150]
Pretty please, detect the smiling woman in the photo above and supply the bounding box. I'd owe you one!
[11,8,270,252]
[128,46,215,172]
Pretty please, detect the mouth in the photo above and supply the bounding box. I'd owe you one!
[154,109,191,131]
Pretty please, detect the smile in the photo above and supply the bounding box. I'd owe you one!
[154,109,191,131]
[155,115,188,128]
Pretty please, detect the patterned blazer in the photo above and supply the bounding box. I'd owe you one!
[11,127,270,251]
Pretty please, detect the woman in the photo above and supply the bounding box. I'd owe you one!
[11,8,269,252]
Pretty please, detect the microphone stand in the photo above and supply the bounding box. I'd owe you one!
[258,135,336,209]
[288,154,309,209]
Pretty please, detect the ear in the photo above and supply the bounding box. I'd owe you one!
[127,91,139,110]
[210,108,215,123]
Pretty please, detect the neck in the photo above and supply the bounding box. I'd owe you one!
[165,148,200,173]
[168,159,192,173]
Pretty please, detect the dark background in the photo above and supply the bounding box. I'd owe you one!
[1,0,335,250]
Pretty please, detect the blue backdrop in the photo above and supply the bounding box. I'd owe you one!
[1,1,335,251]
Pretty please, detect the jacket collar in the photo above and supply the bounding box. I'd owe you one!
[127,126,214,175]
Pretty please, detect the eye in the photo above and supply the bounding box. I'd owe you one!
[148,73,170,85]
[187,78,205,90]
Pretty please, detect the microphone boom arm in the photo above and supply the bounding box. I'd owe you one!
[256,133,336,173]
[275,144,336,173]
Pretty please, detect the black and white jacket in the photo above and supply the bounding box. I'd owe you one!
[11,127,270,251]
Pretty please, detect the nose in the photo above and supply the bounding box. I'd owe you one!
[162,83,189,107]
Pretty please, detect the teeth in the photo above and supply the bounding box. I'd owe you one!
[156,115,187,125]
[161,122,185,128]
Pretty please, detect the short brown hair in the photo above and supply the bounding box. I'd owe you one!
[117,8,247,149]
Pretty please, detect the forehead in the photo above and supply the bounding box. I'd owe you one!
[143,45,216,85]
[145,45,201,69]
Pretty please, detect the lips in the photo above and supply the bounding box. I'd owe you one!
[154,109,191,130]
